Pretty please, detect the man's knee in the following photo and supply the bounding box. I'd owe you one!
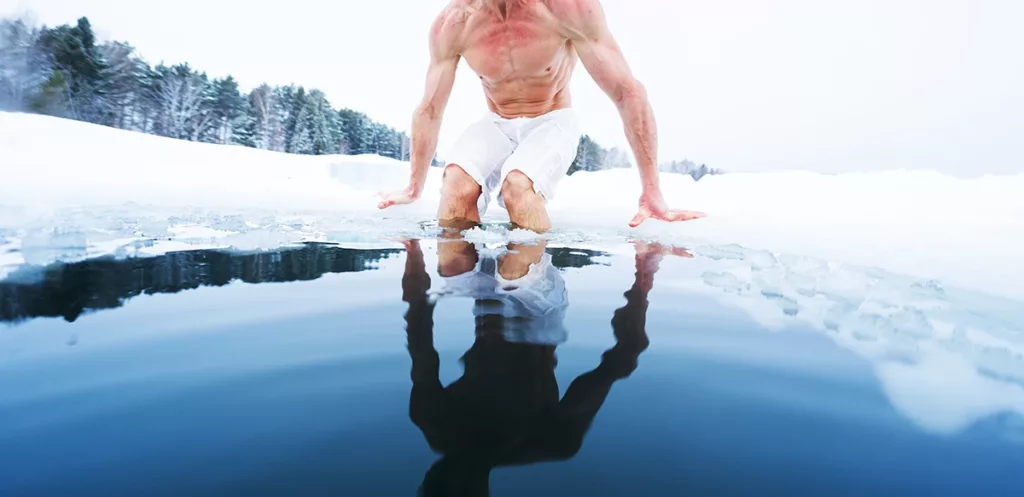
[441,164,482,203]
[500,170,537,210]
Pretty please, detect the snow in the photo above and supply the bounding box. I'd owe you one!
[1,111,1022,301]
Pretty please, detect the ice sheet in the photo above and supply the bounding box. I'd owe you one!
[665,242,1024,436]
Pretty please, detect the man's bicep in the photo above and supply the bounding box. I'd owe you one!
[417,10,461,117]
[418,55,459,117]
[576,37,634,101]
[568,3,637,102]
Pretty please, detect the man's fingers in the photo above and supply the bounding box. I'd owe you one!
[377,191,392,210]
[633,208,707,226]
[629,210,649,228]
[378,192,417,210]
[671,247,695,258]
[666,210,707,222]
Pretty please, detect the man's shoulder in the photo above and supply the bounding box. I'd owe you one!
[543,0,601,20]
[542,0,603,36]
[429,1,475,54]
[432,1,479,37]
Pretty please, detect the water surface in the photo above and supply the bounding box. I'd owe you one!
[1,238,1021,496]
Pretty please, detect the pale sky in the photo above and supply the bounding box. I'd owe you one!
[3,0,1021,176]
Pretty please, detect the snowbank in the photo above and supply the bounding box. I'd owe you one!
[1,111,1022,299]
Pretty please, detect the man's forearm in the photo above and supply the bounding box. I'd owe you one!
[407,107,444,193]
[616,81,660,193]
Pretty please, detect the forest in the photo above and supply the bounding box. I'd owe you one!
[0,16,415,160]
[1,16,719,179]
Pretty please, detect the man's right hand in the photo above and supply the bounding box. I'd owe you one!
[378,185,421,210]
[381,9,460,212]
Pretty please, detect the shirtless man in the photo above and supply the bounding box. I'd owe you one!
[377,0,706,233]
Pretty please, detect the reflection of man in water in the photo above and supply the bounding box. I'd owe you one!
[400,236,683,496]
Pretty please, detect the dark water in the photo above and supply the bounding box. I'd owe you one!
[0,239,1021,497]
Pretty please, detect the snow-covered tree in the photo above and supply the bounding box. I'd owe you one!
[2,14,414,160]
[35,17,108,121]
[372,123,392,157]
[231,96,256,148]
[568,135,606,174]
[246,84,282,150]
[209,76,246,144]
[659,158,723,180]
[268,85,295,152]
[283,86,306,152]
[399,134,410,161]
[288,97,313,154]
[337,108,369,155]
[602,147,632,170]
[94,41,149,130]
[0,18,50,111]
[149,63,216,141]
[306,90,339,155]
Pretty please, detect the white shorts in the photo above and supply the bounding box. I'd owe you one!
[432,252,570,346]
[444,108,582,216]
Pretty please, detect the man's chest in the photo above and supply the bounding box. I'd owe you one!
[459,14,569,80]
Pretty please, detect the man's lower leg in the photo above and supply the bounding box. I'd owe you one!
[500,170,551,233]
[438,164,482,226]
[437,233,478,277]
[498,241,547,281]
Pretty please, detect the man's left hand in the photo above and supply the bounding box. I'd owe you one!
[629,191,707,228]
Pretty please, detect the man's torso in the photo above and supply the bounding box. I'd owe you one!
[442,0,579,118]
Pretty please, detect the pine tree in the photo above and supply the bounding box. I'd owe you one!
[95,41,148,129]
[283,86,306,152]
[268,85,294,152]
[232,95,256,148]
[567,135,606,175]
[385,128,404,159]
[35,17,107,121]
[209,76,246,144]
[288,96,313,154]
[32,70,69,115]
[372,123,393,158]
[306,90,338,155]
[337,108,366,154]
[361,118,378,155]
